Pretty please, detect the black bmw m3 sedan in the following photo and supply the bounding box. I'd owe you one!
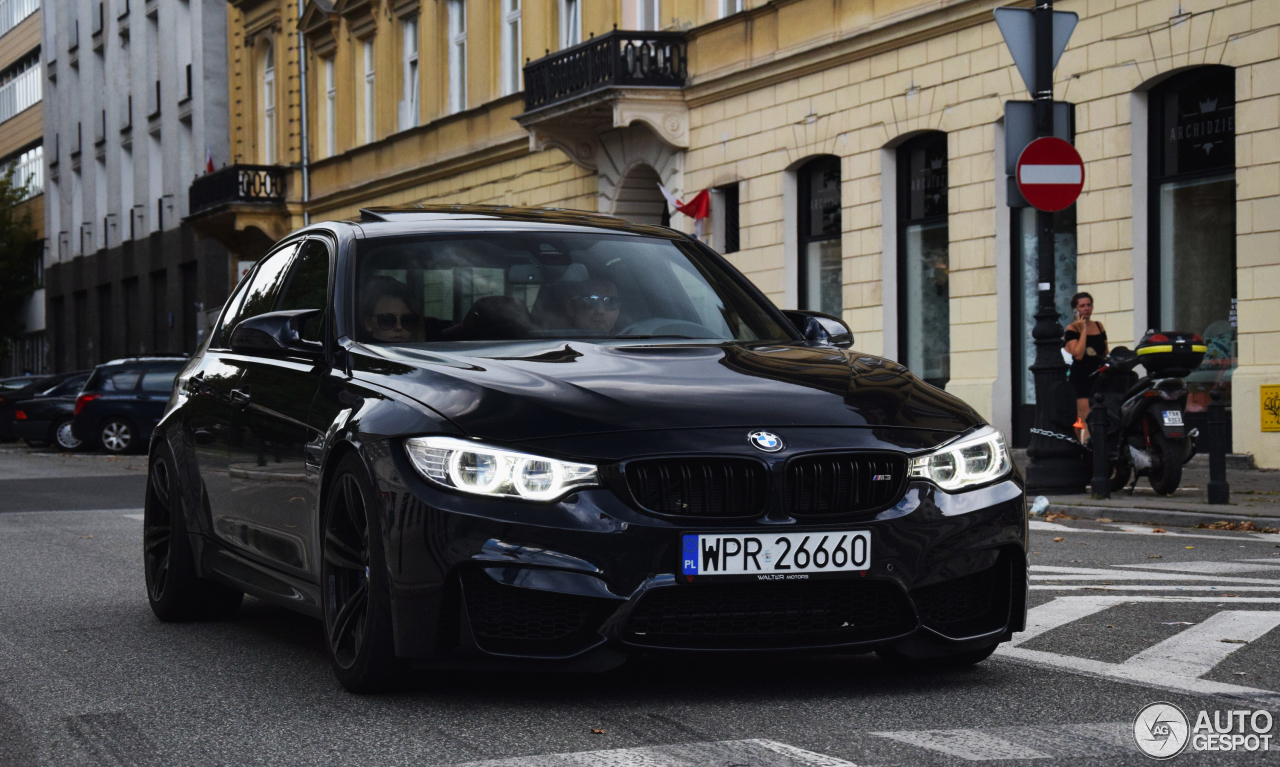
[144,205,1027,692]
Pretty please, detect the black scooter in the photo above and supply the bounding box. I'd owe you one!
[1087,330,1207,495]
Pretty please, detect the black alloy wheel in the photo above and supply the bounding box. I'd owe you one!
[321,454,401,692]
[145,446,243,621]
[100,418,135,453]
[54,419,82,451]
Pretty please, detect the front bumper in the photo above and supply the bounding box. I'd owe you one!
[375,440,1028,665]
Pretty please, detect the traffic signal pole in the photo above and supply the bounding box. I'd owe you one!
[1024,0,1086,493]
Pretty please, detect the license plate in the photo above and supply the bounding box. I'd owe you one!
[1162,411,1184,426]
[681,531,870,580]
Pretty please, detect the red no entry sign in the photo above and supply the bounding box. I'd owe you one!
[1016,136,1084,212]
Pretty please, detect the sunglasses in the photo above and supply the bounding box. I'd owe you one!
[373,312,421,331]
[573,294,621,311]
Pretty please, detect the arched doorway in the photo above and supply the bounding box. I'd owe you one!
[613,163,670,226]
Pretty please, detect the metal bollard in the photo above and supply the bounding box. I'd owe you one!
[1089,392,1110,500]
[1207,388,1230,505]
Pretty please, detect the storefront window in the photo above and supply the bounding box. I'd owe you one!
[798,156,842,317]
[1150,66,1236,415]
[898,133,950,389]
[1011,206,1077,445]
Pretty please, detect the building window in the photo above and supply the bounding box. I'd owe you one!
[716,182,739,253]
[797,156,842,317]
[323,57,336,158]
[559,0,579,48]
[400,16,419,131]
[500,0,521,96]
[261,43,276,164]
[447,0,466,114]
[897,132,949,389]
[718,0,743,18]
[637,0,659,30]
[1149,66,1236,414]
[362,40,376,143]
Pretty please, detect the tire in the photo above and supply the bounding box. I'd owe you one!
[876,642,999,670]
[1147,427,1184,496]
[145,446,244,621]
[321,453,403,693]
[1108,462,1132,493]
[99,418,136,454]
[53,419,82,451]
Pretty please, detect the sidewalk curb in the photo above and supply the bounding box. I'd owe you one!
[1043,502,1280,531]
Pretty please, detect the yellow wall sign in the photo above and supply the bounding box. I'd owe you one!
[1264,386,1280,432]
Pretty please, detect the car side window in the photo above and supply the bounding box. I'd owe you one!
[277,239,332,343]
[101,369,143,391]
[140,367,182,393]
[215,242,300,347]
[49,375,88,396]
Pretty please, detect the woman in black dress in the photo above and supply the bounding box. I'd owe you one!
[1063,292,1107,441]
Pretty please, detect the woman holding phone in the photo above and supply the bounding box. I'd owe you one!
[1063,292,1108,442]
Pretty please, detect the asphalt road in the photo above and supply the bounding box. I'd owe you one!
[2,444,1279,766]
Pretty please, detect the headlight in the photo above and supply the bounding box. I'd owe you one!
[909,426,1012,491]
[404,436,599,501]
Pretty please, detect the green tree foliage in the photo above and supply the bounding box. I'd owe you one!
[0,164,38,354]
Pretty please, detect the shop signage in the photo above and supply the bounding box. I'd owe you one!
[1263,385,1280,432]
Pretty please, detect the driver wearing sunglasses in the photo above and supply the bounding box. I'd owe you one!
[360,276,422,343]
[565,280,622,333]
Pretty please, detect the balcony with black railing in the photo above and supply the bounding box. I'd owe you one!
[523,30,687,113]
[188,164,286,217]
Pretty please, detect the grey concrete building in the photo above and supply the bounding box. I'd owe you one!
[42,0,232,370]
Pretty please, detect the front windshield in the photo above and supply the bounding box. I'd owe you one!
[355,232,790,344]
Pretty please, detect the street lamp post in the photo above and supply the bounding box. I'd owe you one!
[1024,0,1086,494]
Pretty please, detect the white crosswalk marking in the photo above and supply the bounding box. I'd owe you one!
[1000,595,1280,706]
[1124,611,1280,678]
[871,730,1050,761]
[444,740,859,767]
[1116,561,1280,574]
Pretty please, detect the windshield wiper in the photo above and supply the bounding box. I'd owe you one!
[614,334,703,340]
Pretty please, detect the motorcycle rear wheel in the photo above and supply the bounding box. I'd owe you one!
[1147,428,1183,496]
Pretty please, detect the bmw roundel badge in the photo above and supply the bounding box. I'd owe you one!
[748,430,785,453]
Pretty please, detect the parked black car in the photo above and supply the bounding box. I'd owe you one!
[12,372,92,450]
[0,375,55,441]
[144,206,1027,692]
[72,357,187,453]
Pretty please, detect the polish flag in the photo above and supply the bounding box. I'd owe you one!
[205,148,216,174]
[657,184,711,219]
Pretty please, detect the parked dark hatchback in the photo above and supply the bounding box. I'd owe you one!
[0,375,56,441]
[12,372,92,450]
[73,358,186,453]
[144,206,1026,692]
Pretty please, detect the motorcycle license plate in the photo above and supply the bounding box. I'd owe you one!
[1162,411,1184,427]
[681,531,870,580]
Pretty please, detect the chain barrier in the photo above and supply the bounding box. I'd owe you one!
[1029,427,1080,445]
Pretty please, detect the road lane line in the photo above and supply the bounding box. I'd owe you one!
[1123,611,1280,678]
[871,729,1050,761]
[1115,561,1280,574]
[444,740,860,767]
[1032,585,1280,591]
[1010,596,1125,646]
[1030,520,1280,542]
[995,645,1280,707]
[1033,572,1280,584]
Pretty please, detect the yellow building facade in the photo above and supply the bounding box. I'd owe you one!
[198,0,1280,466]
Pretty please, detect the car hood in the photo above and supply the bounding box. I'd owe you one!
[352,340,983,442]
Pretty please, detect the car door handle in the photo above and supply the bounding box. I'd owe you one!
[229,388,252,408]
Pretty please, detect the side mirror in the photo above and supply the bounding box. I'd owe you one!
[782,310,854,349]
[230,310,325,359]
